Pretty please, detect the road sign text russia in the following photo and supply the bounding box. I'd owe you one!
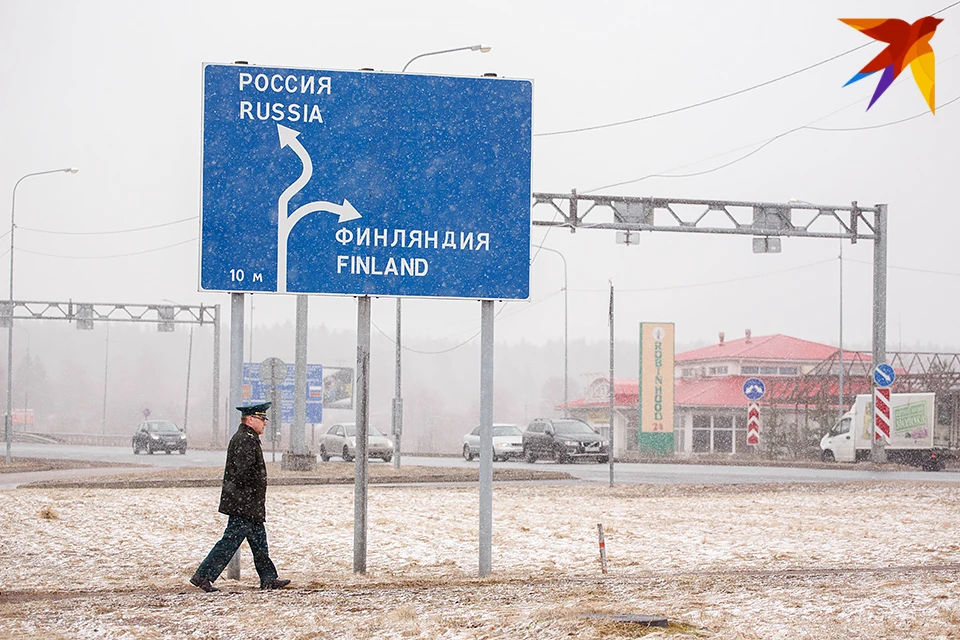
[200,64,533,299]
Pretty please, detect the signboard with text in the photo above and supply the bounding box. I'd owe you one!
[241,363,356,424]
[201,63,533,299]
[638,322,675,456]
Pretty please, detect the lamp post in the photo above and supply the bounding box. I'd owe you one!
[6,167,78,463]
[391,44,492,466]
[401,44,491,73]
[534,245,568,417]
[19,327,29,432]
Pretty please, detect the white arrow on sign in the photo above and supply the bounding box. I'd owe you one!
[276,124,362,292]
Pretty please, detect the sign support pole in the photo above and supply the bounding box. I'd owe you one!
[608,282,615,487]
[226,292,244,580]
[212,304,221,447]
[479,299,494,577]
[291,295,308,456]
[393,298,403,470]
[871,204,888,463]
[354,296,371,573]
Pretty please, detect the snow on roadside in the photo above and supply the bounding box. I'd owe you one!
[2,481,960,638]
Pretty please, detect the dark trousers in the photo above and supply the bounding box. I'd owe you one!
[196,515,278,584]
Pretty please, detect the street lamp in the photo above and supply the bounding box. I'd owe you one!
[19,326,30,433]
[534,245,568,417]
[6,167,78,463]
[401,44,491,73]
[391,44,492,468]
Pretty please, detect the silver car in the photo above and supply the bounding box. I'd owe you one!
[462,423,523,461]
[319,423,394,462]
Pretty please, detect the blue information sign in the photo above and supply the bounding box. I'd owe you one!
[242,363,328,423]
[742,377,765,401]
[201,64,533,299]
[873,363,895,388]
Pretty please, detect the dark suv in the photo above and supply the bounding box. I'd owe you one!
[132,420,187,455]
[522,418,609,464]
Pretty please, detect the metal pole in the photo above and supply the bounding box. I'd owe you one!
[354,295,371,573]
[870,204,888,463]
[226,292,245,580]
[6,168,77,463]
[392,298,403,469]
[212,304,221,447]
[292,295,308,455]
[22,330,29,432]
[838,238,844,423]
[101,324,109,435]
[479,299,494,576]
[183,325,194,435]
[535,246,568,417]
[608,282,615,487]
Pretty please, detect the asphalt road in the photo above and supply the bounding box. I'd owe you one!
[8,442,960,485]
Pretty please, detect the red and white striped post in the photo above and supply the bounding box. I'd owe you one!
[747,403,760,446]
[874,387,891,443]
[597,523,608,574]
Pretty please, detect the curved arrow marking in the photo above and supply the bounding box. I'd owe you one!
[275,124,362,293]
[277,124,312,217]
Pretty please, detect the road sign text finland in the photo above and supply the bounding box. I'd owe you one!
[201,64,533,299]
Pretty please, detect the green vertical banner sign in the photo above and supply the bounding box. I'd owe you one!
[638,322,675,456]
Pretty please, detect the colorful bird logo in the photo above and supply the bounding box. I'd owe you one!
[840,16,943,114]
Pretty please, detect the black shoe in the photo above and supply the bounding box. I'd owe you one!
[190,573,220,593]
[260,578,291,590]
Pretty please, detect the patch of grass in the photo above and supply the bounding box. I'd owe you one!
[39,505,59,520]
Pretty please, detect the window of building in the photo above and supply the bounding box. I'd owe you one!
[692,414,711,453]
[778,366,798,376]
[713,415,733,453]
[741,366,759,375]
[681,368,694,378]
[759,366,778,375]
[708,366,729,375]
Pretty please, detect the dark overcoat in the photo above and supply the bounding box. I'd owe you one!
[218,424,267,522]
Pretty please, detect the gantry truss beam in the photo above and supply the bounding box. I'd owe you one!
[531,192,881,241]
[0,300,216,330]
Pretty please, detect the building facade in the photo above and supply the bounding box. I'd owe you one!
[566,331,870,458]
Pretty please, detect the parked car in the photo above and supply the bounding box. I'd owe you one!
[462,423,524,461]
[318,423,393,462]
[132,420,187,455]
[522,418,608,463]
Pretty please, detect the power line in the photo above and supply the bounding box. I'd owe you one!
[587,86,959,192]
[370,289,565,354]
[535,44,872,137]
[567,258,836,293]
[18,237,196,259]
[846,258,960,277]
[371,303,509,355]
[19,215,198,236]
[535,0,960,138]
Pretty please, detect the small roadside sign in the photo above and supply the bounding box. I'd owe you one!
[873,363,895,388]
[743,377,765,401]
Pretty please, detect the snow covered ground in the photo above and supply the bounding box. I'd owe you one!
[2,480,960,638]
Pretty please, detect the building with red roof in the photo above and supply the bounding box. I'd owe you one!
[566,330,871,458]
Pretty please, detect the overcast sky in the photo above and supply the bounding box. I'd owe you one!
[2,0,957,354]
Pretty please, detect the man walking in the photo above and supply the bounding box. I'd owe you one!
[190,402,290,592]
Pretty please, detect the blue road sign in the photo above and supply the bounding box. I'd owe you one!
[201,64,533,299]
[873,363,895,388]
[242,363,325,423]
[743,377,765,401]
